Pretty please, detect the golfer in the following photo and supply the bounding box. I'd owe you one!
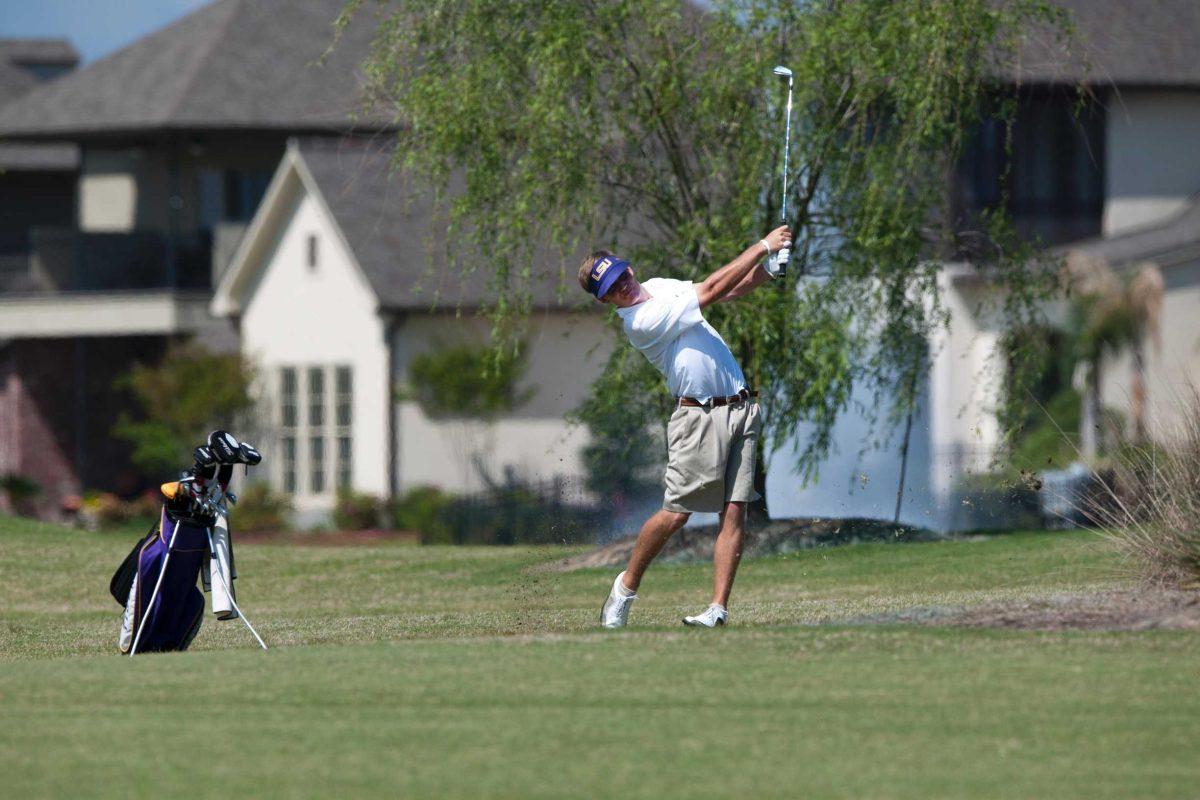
[582,224,792,628]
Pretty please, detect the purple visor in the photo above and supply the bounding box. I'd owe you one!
[587,256,629,299]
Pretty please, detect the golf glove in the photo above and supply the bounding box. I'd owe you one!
[765,247,789,280]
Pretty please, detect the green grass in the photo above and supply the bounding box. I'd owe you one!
[1,516,1196,799]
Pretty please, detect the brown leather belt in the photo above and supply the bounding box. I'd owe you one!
[678,389,758,408]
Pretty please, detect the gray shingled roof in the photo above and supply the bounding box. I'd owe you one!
[0,38,78,107]
[0,39,79,170]
[1011,0,1200,86]
[295,138,579,311]
[0,0,389,139]
[1064,197,1200,269]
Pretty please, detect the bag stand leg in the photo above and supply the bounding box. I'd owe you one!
[207,527,267,650]
[129,522,181,657]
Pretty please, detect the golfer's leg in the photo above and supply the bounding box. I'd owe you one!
[712,501,746,606]
[623,509,690,592]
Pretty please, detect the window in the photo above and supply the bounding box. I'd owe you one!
[335,367,352,427]
[224,170,273,222]
[335,366,353,490]
[282,436,297,494]
[308,367,325,428]
[307,234,319,270]
[310,436,325,494]
[337,437,352,490]
[280,367,297,429]
[280,368,299,495]
[958,90,1104,247]
[307,367,327,493]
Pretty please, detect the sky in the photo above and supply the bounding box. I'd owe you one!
[0,0,210,64]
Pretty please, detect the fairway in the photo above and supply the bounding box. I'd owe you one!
[2,518,1197,798]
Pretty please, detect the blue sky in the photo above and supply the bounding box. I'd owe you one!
[0,0,210,64]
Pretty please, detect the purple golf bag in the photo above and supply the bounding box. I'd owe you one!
[115,510,208,654]
[112,430,267,656]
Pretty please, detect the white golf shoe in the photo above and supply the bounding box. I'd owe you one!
[600,571,637,628]
[683,604,728,628]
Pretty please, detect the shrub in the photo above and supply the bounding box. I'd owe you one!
[403,343,531,420]
[232,482,292,533]
[391,486,452,544]
[80,492,133,530]
[0,473,41,516]
[1084,388,1200,586]
[333,490,383,530]
[112,342,255,478]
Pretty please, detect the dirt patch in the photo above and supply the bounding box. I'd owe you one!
[542,517,947,572]
[855,589,1200,631]
[234,529,420,546]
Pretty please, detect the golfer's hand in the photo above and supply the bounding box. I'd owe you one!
[763,225,791,255]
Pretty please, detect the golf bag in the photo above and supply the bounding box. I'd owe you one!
[115,510,208,653]
[111,430,266,655]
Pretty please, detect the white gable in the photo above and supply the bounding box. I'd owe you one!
[221,147,391,511]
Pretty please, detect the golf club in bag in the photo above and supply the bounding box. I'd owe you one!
[769,65,794,279]
[111,430,267,655]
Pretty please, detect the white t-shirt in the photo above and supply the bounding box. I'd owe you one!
[616,277,746,402]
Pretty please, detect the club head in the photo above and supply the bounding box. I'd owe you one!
[193,446,216,467]
[773,65,793,78]
[207,430,242,464]
[238,442,263,466]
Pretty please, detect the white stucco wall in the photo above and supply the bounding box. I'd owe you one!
[393,310,610,499]
[1100,257,1200,441]
[1104,90,1200,236]
[240,189,389,514]
[770,271,1008,532]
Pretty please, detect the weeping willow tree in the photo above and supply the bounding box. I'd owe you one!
[339,0,1068,510]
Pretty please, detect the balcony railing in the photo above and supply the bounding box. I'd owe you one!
[0,228,213,295]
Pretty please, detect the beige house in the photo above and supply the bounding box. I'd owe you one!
[0,0,389,512]
[776,0,1200,530]
[212,138,609,517]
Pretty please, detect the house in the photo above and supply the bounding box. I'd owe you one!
[0,0,389,513]
[771,0,1200,530]
[211,138,610,518]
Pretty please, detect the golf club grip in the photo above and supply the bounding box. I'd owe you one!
[776,245,789,278]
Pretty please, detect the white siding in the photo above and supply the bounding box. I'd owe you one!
[240,189,389,513]
[1100,258,1200,441]
[393,311,610,499]
[1104,91,1200,236]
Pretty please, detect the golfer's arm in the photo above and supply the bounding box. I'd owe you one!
[718,263,772,303]
[695,243,768,308]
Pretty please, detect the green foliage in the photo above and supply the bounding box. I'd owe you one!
[390,482,600,546]
[391,486,453,543]
[345,0,1067,479]
[333,490,384,530]
[0,474,40,503]
[569,345,664,496]
[232,482,293,533]
[405,343,531,419]
[1007,387,1082,472]
[112,343,255,478]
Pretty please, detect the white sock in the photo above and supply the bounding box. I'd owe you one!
[710,603,726,613]
[615,571,636,597]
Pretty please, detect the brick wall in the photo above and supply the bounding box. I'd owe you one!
[0,336,168,517]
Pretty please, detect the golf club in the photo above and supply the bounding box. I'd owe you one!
[207,429,242,464]
[772,65,794,278]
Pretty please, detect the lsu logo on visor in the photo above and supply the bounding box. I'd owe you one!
[591,257,615,282]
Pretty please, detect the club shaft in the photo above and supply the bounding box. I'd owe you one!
[781,80,793,223]
[208,526,267,650]
[129,522,180,656]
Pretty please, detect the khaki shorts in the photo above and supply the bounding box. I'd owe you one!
[663,399,761,514]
